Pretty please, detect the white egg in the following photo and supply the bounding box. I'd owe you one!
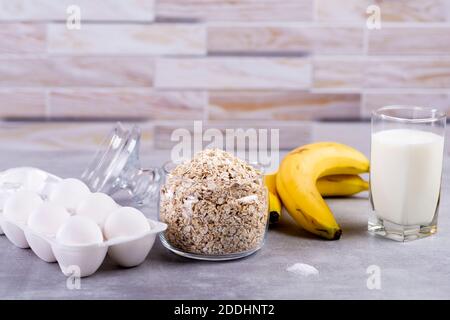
[76,193,118,229]
[0,167,48,193]
[56,216,103,246]
[104,207,150,240]
[3,190,43,225]
[49,178,90,212]
[28,202,70,236]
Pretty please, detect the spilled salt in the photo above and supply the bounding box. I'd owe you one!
[286,263,319,277]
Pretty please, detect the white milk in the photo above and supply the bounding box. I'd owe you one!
[371,129,444,226]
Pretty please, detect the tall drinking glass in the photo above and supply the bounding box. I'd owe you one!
[369,106,446,241]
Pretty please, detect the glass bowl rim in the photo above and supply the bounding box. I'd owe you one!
[162,160,266,176]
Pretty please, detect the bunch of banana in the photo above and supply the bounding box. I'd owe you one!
[269,142,369,239]
[265,172,368,224]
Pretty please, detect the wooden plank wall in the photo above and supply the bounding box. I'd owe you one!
[1,0,450,122]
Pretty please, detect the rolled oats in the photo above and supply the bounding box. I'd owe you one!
[160,149,268,255]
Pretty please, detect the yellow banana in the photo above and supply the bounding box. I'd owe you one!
[264,172,278,195]
[317,174,369,197]
[264,172,368,223]
[268,191,282,224]
[276,142,369,240]
[264,173,282,223]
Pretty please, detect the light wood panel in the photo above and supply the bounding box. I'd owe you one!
[49,89,207,120]
[48,23,206,55]
[313,57,365,90]
[153,120,313,150]
[0,89,46,118]
[0,57,154,87]
[209,91,361,120]
[369,27,450,55]
[155,57,311,89]
[362,93,450,118]
[0,0,155,21]
[0,23,46,54]
[156,0,313,22]
[366,58,450,89]
[208,24,363,54]
[316,0,448,22]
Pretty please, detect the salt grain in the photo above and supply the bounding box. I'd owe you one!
[286,263,319,277]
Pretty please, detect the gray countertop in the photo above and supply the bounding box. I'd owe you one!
[1,122,449,300]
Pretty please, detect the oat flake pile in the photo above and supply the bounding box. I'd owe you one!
[160,149,268,255]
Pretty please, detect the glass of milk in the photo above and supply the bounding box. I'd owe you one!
[369,106,446,241]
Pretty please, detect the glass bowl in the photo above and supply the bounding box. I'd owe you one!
[158,161,269,261]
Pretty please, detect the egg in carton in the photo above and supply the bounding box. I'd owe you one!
[0,167,61,235]
[0,167,167,277]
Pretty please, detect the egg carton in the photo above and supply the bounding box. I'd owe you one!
[0,167,167,277]
[0,213,167,277]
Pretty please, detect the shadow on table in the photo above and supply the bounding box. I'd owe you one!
[269,197,369,240]
[269,217,319,241]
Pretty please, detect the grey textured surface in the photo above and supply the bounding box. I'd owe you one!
[0,122,449,299]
